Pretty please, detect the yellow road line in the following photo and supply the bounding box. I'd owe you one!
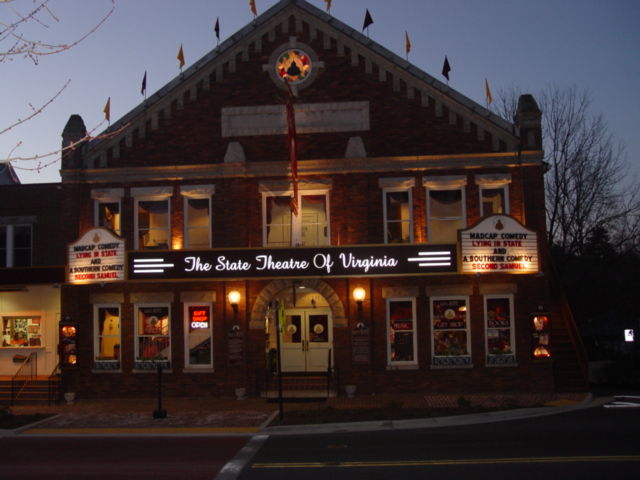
[253,455,640,468]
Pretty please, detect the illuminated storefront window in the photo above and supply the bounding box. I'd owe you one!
[431,297,471,366]
[2,316,41,347]
[94,305,121,370]
[485,295,516,364]
[184,303,213,368]
[135,305,171,368]
[386,298,417,366]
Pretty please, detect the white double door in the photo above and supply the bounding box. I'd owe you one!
[280,308,332,373]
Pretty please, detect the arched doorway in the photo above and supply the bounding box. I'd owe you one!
[267,286,333,373]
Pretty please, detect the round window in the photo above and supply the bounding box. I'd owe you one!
[276,50,312,84]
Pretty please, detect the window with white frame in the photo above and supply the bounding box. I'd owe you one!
[92,189,124,236]
[0,224,32,267]
[380,178,414,244]
[135,305,171,365]
[181,185,214,249]
[184,303,213,368]
[424,176,467,243]
[263,189,330,247]
[94,305,121,368]
[132,187,172,250]
[431,297,471,366]
[387,298,418,365]
[476,174,511,217]
[485,295,516,364]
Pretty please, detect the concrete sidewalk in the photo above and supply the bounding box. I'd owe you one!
[3,391,593,436]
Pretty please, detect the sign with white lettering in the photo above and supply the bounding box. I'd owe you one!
[460,215,539,274]
[128,244,457,281]
[68,228,126,284]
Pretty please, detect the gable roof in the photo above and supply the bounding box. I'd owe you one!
[83,0,518,166]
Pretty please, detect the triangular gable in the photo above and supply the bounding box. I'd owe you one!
[84,0,518,167]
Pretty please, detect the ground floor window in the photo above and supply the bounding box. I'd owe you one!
[2,316,41,347]
[184,303,213,368]
[94,305,121,370]
[431,297,471,366]
[485,295,516,365]
[135,304,171,369]
[386,298,417,366]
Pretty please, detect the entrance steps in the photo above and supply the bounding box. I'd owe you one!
[0,376,60,406]
[262,373,337,399]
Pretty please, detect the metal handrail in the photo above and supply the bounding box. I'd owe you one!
[11,352,37,407]
[48,363,63,406]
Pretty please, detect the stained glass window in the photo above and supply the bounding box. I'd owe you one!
[276,50,312,84]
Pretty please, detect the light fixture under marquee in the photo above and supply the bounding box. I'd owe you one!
[228,290,241,317]
[353,287,366,311]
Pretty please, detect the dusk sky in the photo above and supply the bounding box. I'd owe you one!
[2,0,639,185]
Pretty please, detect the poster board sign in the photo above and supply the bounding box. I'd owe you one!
[460,215,539,274]
[227,329,245,366]
[68,227,125,284]
[352,327,371,365]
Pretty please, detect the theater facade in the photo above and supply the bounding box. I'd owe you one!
[55,0,588,399]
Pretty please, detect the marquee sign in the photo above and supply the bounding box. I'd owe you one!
[127,244,458,281]
[68,228,126,284]
[460,215,539,274]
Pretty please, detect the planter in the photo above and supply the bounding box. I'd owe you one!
[235,388,246,401]
[345,385,356,398]
[64,392,75,405]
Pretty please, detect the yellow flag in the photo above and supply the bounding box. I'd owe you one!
[324,0,331,12]
[250,0,257,16]
[485,78,493,106]
[103,97,110,123]
[177,44,185,69]
[405,31,411,54]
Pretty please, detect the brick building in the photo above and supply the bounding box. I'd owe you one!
[50,0,588,399]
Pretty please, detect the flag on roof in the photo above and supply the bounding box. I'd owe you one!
[324,0,331,13]
[405,32,411,55]
[215,17,220,42]
[362,9,373,32]
[141,71,147,96]
[103,97,110,123]
[442,55,451,81]
[485,78,493,106]
[250,0,257,16]
[177,44,185,69]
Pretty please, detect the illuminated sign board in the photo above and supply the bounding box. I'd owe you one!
[460,215,539,274]
[189,306,210,330]
[127,244,458,281]
[68,228,126,284]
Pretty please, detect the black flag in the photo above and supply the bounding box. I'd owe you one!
[362,9,373,32]
[215,17,220,41]
[141,71,147,96]
[442,56,451,81]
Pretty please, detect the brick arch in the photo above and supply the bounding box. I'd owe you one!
[250,279,346,329]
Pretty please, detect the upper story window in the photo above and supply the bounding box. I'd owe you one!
[0,223,32,267]
[132,187,172,250]
[380,178,414,244]
[92,189,124,235]
[424,176,467,243]
[261,180,331,247]
[181,185,214,249]
[476,174,511,217]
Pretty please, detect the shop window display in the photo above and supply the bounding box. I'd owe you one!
[94,306,121,370]
[135,305,171,369]
[2,316,41,347]
[485,296,516,365]
[386,298,417,365]
[431,297,471,366]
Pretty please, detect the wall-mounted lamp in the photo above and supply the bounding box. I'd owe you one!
[353,287,366,311]
[228,290,241,317]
